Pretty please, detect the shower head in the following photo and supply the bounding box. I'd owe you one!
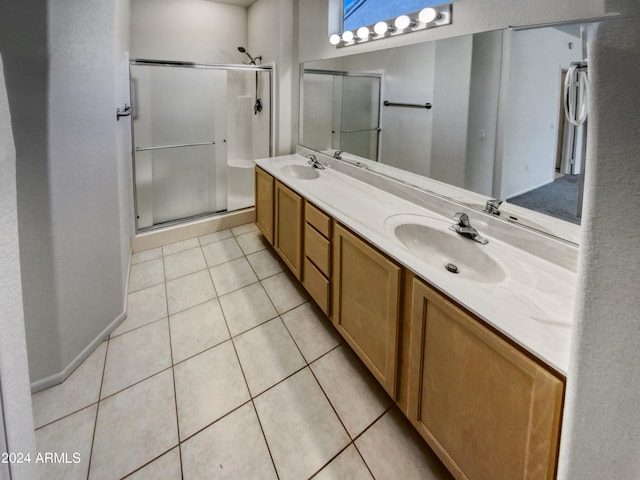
[237,46,261,65]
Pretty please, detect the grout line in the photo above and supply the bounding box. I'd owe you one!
[85,336,110,480]
[119,446,180,479]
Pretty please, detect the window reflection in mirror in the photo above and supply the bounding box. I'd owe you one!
[300,24,589,243]
[343,0,451,31]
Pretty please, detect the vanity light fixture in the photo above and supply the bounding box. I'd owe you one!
[357,26,371,40]
[373,21,389,36]
[330,3,452,48]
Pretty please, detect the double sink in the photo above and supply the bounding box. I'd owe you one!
[279,162,506,284]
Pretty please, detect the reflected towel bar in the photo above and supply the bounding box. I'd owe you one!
[135,141,215,152]
[383,101,432,109]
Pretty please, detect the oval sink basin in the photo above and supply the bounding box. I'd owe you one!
[392,221,506,284]
[280,164,320,180]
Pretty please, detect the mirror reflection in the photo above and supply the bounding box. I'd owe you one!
[300,24,588,242]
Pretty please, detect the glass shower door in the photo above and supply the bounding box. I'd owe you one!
[339,75,381,161]
[131,64,227,230]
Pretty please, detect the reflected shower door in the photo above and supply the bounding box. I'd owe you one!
[132,64,227,230]
[340,75,380,161]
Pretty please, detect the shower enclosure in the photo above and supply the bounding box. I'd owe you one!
[130,60,271,232]
[302,70,381,161]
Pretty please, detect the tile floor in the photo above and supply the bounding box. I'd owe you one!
[31,223,453,480]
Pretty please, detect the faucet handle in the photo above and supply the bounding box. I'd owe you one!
[454,212,470,227]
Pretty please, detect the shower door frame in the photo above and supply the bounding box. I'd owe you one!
[129,59,273,233]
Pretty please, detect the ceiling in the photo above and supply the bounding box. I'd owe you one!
[207,0,258,7]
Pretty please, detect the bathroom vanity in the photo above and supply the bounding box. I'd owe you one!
[254,152,575,480]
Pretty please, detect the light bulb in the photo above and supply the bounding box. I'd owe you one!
[342,30,354,42]
[329,34,341,45]
[357,26,370,40]
[394,15,411,30]
[419,7,437,23]
[374,21,388,35]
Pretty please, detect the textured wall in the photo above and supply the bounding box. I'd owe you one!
[558,1,640,478]
[0,54,38,480]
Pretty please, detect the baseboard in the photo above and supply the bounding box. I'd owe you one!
[30,251,132,394]
[131,208,256,253]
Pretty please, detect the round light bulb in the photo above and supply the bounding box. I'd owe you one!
[342,30,354,42]
[394,15,411,30]
[419,7,437,23]
[329,34,341,45]
[374,21,388,35]
[357,26,370,40]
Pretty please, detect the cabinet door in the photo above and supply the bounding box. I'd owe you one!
[332,223,401,395]
[274,181,303,279]
[408,279,564,480]
[255,167,274,244]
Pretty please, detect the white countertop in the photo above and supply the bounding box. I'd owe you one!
[256,154,575,375]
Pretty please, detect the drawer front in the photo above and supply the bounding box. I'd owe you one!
[305,202,331,238]
[305,223,330,276]
[303,257,330,315]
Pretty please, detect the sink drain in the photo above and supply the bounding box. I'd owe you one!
[445,263,459,274]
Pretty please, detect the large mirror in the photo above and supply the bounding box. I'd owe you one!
[300,24,588,243]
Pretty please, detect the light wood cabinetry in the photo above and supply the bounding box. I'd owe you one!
[408,278,564,480]
[274,181,303,279]
[255,167,274,244]
[332,223,401,396]
[302,202,332,315]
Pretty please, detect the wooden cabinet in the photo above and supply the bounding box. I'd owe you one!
[408,278,564,480]
[332,223,401,396]
[303,202,332,315]
[274,181,304,279]
[255,167,274,244]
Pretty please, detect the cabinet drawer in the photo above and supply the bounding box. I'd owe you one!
[305,202,331,238]
[303,257,330,315]
[305,223,330,276]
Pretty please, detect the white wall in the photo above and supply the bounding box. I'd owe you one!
[498,27,583,199]
[130,0,248,64]
[0,54,38,480]
[558,1,640,478]
[249,0,296,154]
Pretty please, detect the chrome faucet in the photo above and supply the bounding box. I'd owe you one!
[450,212,489,245]
[306,154,325,170]
[485,198,503,216]
[333,150,342,159]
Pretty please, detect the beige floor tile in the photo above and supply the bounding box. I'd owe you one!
[235,230,269,255]
[166,270,216,315]
[162,238,200,256]
[234,318,306,396]
[311,345,392,438]
[281,302,341,363]
[199,229,233,246]
[313,445,373,480]
[90,370,178,480]
[231,223,258,236]
[128,258,164,293]
[261,271,308,314]
[32,342,106,428]
[209,257,258,296]
[169,300,230,364]
[202,237,244,267]
[126,448,182,480]
[246,248,284,280]
[113,284,167,337]
[173,341,250,440]
[35,404,96,480]
[355,408,453,480]
[218,283,278,336]
[181,403,277,480]
[132,247,162,265]
[254,368,349,480]
[164,247,207,280]
[101,319,172,398]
